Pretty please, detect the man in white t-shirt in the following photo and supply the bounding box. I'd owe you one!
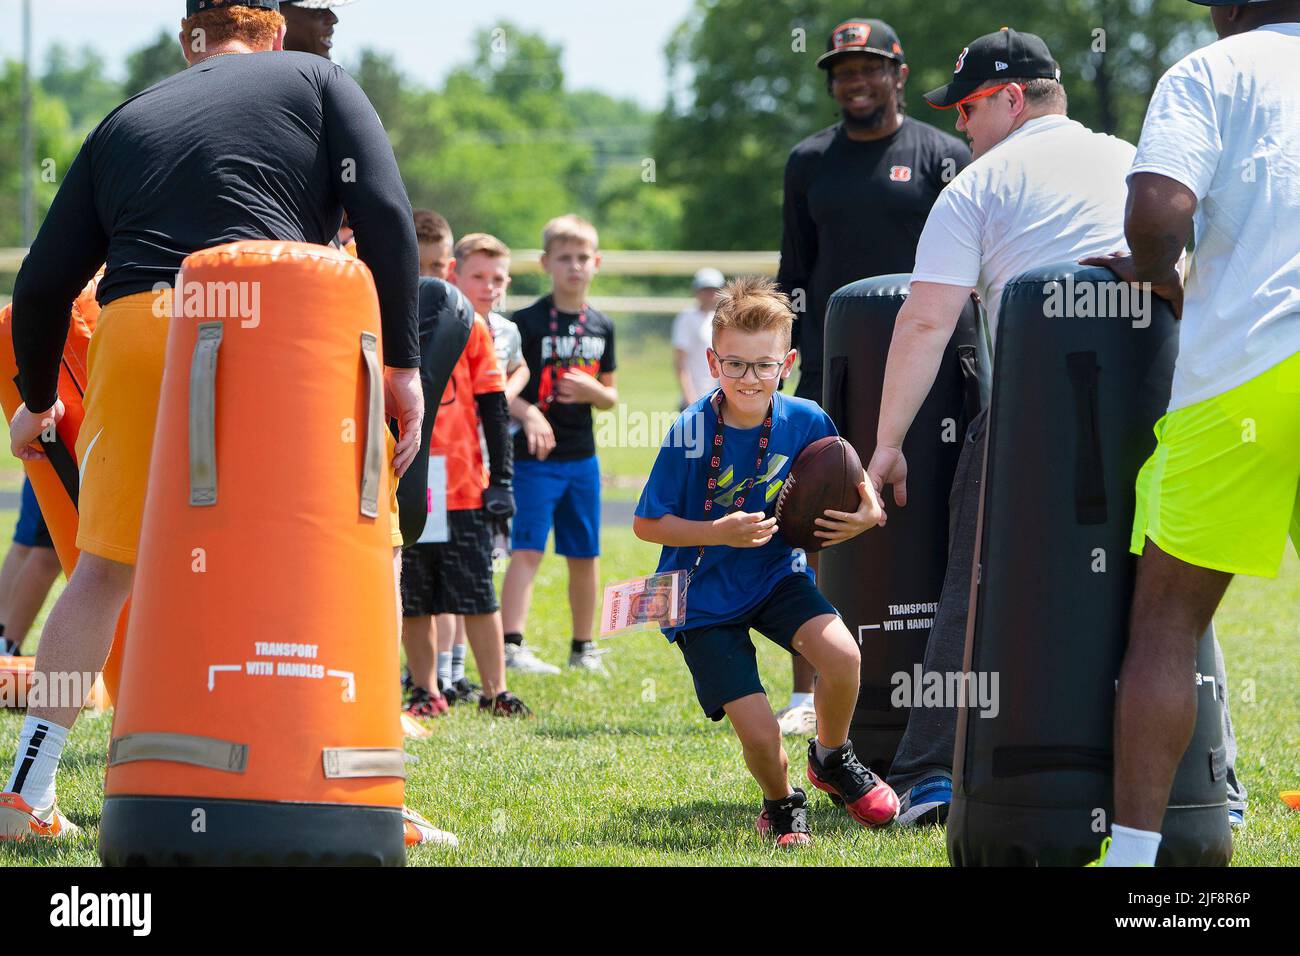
[672,268,725,407]
[862,28,1246,827]
[1079,0,1300,868]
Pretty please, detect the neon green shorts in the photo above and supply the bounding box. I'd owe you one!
[1132,351,1300,577]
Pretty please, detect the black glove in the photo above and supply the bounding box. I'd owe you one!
[483,482,515,519]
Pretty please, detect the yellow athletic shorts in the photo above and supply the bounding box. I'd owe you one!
[75,291,402,565]
[76,292,169,564]
[1131,351,1300,578]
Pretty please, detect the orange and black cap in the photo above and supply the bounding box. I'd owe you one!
[924,28,1060,109]
[817,19,905,69]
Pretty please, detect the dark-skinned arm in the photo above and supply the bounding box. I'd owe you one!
[1082,174,1196,319]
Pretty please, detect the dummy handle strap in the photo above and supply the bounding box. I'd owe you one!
[322,747,407,780]
[360,332,384,519]
[1066,351,1107,526]
[109,731,247,773]
[189,322,224,507]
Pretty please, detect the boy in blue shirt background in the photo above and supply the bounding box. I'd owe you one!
[634,277,898,847]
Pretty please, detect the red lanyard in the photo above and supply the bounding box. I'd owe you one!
[689,394,774,584]
[540,300,588,412]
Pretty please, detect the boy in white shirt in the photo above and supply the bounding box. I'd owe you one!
[672,268,725,407]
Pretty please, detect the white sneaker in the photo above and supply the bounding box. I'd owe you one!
[402,805,458,848]
[504,641,561,675]
[568,644,610,676]
[776,700,817,736]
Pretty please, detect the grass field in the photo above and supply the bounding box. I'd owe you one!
[0,342,1296,867]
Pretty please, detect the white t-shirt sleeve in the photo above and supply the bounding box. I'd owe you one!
[506,328,524,371]
[910,177,984,290]
[670,311,693,351]
[1129,60,1222,200]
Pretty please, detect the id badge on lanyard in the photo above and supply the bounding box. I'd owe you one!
[684,394,774,596]
[539,302,588,414]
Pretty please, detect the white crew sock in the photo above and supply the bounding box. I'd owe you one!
[788,691,813,710]
[451,644,467,683]
[5,716,69,809]
[436,651,452,687]
[1104,824,1162,867]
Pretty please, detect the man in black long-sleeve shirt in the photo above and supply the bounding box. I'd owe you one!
[773,19,969,738]
[0,0,422,840]
[778,19,970,406]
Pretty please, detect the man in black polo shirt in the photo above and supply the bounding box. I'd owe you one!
[1,0,421,840]
[775,18,970,735]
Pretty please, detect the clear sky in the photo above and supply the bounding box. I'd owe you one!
[0,0,697,107]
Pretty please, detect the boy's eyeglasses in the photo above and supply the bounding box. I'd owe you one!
[955,82,1026,124]
[711,350,787,380]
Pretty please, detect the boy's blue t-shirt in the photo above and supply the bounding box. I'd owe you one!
[634,390,838,641]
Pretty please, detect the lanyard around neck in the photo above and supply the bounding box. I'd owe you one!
[688,393,774,583]
[540,301,589,412]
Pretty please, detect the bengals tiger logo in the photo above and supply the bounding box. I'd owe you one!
[954,47,970,74]
[889,166,913,183]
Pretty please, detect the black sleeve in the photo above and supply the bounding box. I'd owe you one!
[601,319,616,375]
[12,139,109,411]
[776,149,816,322]
[322,67,419,368]
[475,391,512,484]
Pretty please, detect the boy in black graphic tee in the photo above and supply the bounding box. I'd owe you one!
[501,215,618,675]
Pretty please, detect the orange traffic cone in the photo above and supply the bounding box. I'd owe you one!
[99,242,405,865]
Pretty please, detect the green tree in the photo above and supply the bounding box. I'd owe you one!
[124,30,187,97]
[0,60,81,250]
[41,45,121,134]
[655,0,1215,250]
[351,47,407,129]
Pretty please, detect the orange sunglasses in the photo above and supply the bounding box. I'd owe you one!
[955,82,1026,123]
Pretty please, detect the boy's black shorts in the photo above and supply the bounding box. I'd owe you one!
[674,573,839,721]
[400,508,499,617]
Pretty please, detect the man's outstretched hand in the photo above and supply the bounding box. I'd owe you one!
[8,400,65,462]
[866,444,908,509]
[1079,250,1184,319]
[384,366,424,478]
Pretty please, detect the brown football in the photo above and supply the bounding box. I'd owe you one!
[774,436,864,553]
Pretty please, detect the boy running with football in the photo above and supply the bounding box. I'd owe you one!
[633,277,897,847]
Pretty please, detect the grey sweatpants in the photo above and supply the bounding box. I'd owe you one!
[887,410,1248,813]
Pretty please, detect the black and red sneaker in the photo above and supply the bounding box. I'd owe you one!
[756,787,813,849]
[478,691,533,718]
[404,685,449,719]
[806,739,899,828]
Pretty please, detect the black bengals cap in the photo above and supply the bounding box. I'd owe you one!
[817,19,905,69]
[187,0,280,15]
[924,27,1060,109]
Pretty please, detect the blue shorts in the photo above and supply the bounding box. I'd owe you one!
[511,456,601,558]
[675,573,838,721]
[13,479,53,549]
